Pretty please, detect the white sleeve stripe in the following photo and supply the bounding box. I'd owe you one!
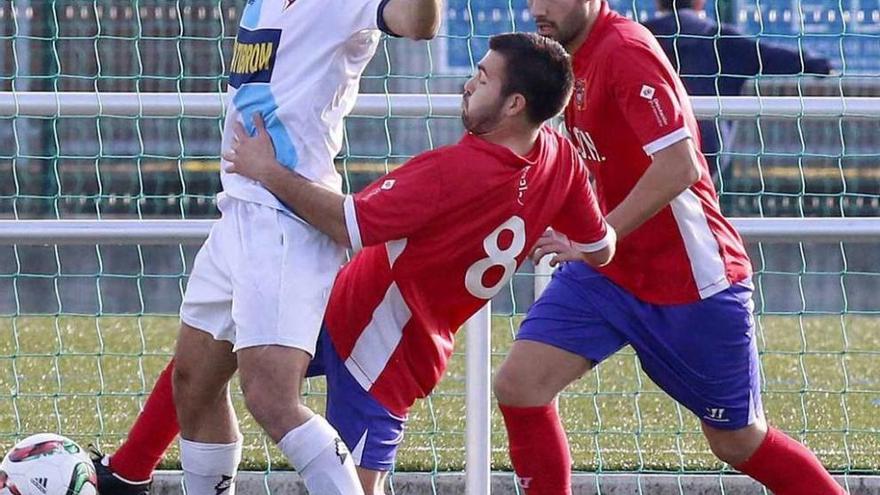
[343,195,363,253]
[571,224,616,253]
[643,127,692,155]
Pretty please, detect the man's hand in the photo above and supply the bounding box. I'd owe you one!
[221,113,351,247]
[531,228,616,268]
[222,114,282,185]
[531,229,581,267]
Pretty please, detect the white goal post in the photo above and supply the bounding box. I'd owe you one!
[2,91,880,495]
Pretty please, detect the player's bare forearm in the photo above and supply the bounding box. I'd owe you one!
[223,114,351,247]
[382,0,442,40]
[605,138,701,239]
[260,167,350,247]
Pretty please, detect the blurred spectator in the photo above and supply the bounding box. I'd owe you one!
[643,0,832,178]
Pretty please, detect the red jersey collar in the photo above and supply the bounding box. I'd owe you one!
[461,128,545,168]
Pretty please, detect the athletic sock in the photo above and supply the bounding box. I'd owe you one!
[110,359,180,482]
[277,415,364,495]
[735,427,844,495]
[179,437,242,495]
[499,403,572,495]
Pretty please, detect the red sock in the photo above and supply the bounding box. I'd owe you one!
[736,427,844,495]
[109,359,180,482]
[499,403,572,495]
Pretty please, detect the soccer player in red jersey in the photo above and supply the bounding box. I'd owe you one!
[93,33,616,495]
[491,1,846,494]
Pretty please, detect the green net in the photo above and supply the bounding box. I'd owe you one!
[1,0,879,490]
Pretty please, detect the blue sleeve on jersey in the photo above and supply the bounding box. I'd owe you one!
[377,0,402,38]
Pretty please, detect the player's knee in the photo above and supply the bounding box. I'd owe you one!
[706,436,752,465]
[239,374,272,420]
[239,372,304,426]
[493,368,530,405]
[702,422,766,466]
[171,361,196,405]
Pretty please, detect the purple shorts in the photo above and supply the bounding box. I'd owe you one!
[518,262,762,429]
[307,329,405,471]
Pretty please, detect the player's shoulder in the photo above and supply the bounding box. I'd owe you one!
[535,126,581,171]
[538,125,572,155]
[415,139,488,164]
[601,11,665,56]
[401,138,496,178]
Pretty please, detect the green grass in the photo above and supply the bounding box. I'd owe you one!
[1,315,878,473]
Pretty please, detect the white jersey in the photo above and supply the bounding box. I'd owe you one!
[220,0,389,210]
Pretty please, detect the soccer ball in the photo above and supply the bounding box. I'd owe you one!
[0,434,97,495]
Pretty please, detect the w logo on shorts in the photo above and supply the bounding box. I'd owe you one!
[704,407,729,422]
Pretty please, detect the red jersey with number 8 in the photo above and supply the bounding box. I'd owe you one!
[325,127,612,416]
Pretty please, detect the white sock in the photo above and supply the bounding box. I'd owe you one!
[179,437,243,495]
[278,415,364,495]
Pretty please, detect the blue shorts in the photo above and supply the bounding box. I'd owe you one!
[518,262,762,430]
[306,328,405,471]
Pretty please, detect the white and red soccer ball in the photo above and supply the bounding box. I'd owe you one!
[0,434,97,495]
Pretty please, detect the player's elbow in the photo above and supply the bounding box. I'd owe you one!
[584,243,614,267]
[416,22,440,40]
[383,0,441,41]
[681,157,702,186]
[401,17,440,40]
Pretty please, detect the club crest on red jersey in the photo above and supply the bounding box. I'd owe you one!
[574,79,587,110]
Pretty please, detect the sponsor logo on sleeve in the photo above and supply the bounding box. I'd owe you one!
[640,84,670,127]
[229,28,281,88]
[381,179,396,190]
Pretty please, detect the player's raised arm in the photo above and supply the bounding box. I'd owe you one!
[223,115,351,247]
[381,0,443,40]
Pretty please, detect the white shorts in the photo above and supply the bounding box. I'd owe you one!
[180,195,345,355]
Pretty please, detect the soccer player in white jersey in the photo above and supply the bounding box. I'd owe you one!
[87,1,442,495]
[223,32,615,494]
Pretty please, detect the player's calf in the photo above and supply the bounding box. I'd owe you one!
[730,424,846,494]
[495,341,594,494]
[356,468,389,495]
[171,329,238,442]
[173,324,242,495]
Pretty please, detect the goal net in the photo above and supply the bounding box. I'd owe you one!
[1,0,878,492]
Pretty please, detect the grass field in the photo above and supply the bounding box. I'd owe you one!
[1,315,878,473]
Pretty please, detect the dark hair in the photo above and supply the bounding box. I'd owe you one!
[658,0,695,10]
[488,32,573,125]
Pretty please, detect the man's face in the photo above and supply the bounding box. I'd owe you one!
[528,0,588,46]
[461,51,509,135]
